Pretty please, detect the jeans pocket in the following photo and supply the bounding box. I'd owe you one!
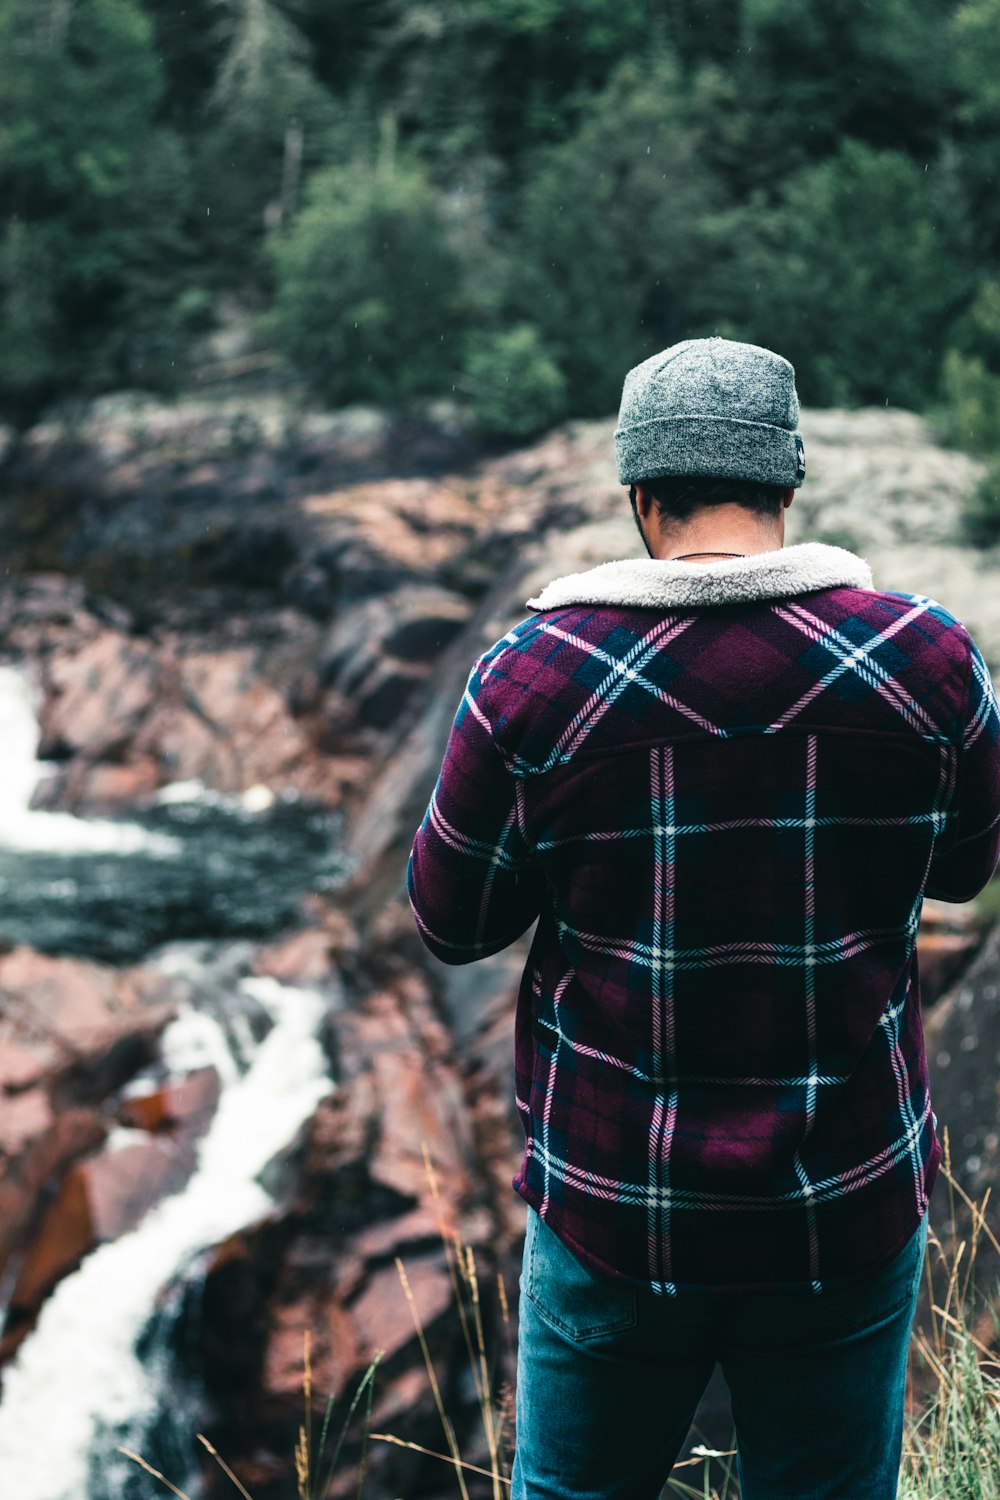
[523,1210,637,1343]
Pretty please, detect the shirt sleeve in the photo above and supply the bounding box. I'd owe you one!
[926,637,1000,903]
[407,659,544,965]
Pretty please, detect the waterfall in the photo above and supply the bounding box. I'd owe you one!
[0,971,332,1498]
[0,666,179,856]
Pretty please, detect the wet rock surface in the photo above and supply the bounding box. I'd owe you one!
[0,947,180,1359]
[0,395,997,1492]
[923,926,1000,1312]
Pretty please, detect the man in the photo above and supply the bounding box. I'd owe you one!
[407,338,1000,1499]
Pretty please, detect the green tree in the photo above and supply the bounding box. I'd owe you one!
[952,0,1000,259]
[462,323,567,438]
[733,0,950,171]
[703,141,961,409]
[269,138,465,404]
[507,53,725,415]
[0,0,193,414]
[192,0,340,284]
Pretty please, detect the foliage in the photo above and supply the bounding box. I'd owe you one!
[190,0,341,283]
[898,1177,1000,1499]
[735,0,948,164]
[269,143,465,405]
[703,142,961,409]
[939,350,1000,455]
[0,0,193,411]
[463,323,568,439]
[6,0,1000,434]
[953,0,1000,259]
[937,283,1000,542]
[507,52,722,415]
[960,458,1000,547]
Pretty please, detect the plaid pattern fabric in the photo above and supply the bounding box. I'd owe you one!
[408,582,1000,1293]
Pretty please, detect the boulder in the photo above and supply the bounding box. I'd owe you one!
[38,631,161,762]
[917,899,982,1004]
[118,1065,221,1136]
[317,586,472,739]
[0,947,178,1327]
[2,1064,221,1362]
[0,945,174,1064]
[319,588,471,695]
[251,929,339,986]
[5,1138,190,1317]
[923,922,1000,1313]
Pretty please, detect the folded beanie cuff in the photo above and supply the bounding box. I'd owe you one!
[615,413,806,488]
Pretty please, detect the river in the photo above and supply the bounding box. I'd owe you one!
[0,665,348,1498]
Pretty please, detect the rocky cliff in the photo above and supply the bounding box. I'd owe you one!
[0,397,997,1495]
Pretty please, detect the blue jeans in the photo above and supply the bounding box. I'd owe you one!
[511,1209,927,1500]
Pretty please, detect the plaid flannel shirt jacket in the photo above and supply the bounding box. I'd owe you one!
[408,544,1000,1295]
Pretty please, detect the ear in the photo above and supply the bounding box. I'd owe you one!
[782,487,795,510]
[633,482,656,520]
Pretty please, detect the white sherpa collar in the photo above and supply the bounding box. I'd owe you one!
[527,543,873,612]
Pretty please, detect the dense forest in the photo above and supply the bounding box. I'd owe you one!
[3,0,1000,461]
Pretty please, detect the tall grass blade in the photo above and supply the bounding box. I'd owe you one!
[197,1433,257,1500]
[117,1447,197,1500]
[315,1354,382,1500]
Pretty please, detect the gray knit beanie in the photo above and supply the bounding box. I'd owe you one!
[614,337,806,489]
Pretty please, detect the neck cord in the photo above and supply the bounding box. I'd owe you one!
[672,551,747,561]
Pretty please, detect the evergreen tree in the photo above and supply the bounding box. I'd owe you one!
[508,54,724,414]
[701,141,961,409]
[0,0,192,414]
[952,0,1000,260]
[192,0,340,286]
[269,130,465,404]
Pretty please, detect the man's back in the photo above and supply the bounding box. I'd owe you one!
[409,546,1000,1292]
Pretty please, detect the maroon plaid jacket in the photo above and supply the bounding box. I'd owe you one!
[408,545,1000,1294]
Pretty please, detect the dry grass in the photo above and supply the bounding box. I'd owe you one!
[119,1339,382,1500]
[898,1148,1000,1500]
[368,1143,514,1497]
[120,1148,1000,1500]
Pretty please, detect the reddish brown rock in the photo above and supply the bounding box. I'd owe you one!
[0,1092,109,1284]
[0,1088,54,1156]
[917,898,981,1004]
[28,623,371,813]
[348,1254,453,1364]
[86,1136,197,1239]
[923,922,1000,1302]
[263,1298,360,1405]
[3,1134,199,1358]
[119,1065,221,1136]
[69,756,163,811]
[0,945,175,1058]
[0,1038,50,1093]
[3,1066,221,1361]
[7,1164,94,1319]
[0,947,181,1346]
[38,631,161,763]
[251,929,337,985]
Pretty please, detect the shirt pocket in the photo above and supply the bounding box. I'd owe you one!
[524,1209,637,1343]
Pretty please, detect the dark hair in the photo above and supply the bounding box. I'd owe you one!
[630,475,787,523]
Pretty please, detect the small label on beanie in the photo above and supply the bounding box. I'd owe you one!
[795,435,806,478]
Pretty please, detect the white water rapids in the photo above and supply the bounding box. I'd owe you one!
[0,973,331,1497]
[0,665,179,855]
